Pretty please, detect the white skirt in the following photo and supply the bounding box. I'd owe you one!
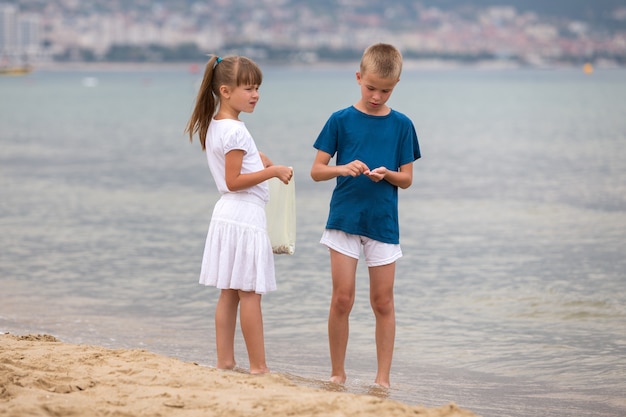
[199,193,276,294]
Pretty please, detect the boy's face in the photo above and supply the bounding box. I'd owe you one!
[356,71,399,115]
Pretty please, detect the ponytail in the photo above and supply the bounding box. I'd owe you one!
[185,55,220,151]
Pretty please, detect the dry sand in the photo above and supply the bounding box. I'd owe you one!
[0,333,479,417]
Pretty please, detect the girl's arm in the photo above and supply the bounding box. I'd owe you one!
[310,150,368,182]
[364,162,413,189]
[225,150,292,191]
[259,151,273,168]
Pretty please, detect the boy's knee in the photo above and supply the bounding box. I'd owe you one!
[331,293,354,314]
[371,297,394,316]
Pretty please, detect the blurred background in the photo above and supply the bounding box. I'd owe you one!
[2,2,626,417]
[1,0,625,71]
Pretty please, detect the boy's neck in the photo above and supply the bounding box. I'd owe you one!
[353,102,391,116]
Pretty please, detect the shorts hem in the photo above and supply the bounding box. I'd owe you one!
[320,236,360,259]
[320,229,403,266]
[366,252,402,267]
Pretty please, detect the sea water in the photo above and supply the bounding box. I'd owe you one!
[1,65,625,417]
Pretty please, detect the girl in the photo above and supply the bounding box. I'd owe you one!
[185,55,293,374]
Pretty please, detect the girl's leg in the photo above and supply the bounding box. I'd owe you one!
[238,290,270,374]
[369,262,396,388]
[215,289,240,370]
[328,249,358,384]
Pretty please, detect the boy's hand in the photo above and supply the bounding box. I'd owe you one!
[342,160,369,177]
[364,166,387,182]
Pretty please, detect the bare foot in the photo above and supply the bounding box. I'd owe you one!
[216,362,236,371]
[367,383,390,399]
[329,375,346,385]
[250,366,270,375]
[373,378,390,388]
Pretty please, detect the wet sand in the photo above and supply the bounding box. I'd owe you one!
[0,333,478,417]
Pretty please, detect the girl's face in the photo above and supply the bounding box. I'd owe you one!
[225,84,260,115]
[356,71,398,115]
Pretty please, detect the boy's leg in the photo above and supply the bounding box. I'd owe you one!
[238,290,270,374]
[215,289,240,370]
[328,249,358,384]
[369,262,396,388]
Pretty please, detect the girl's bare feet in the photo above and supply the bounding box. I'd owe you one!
[217,361,236,371]
[250,366,270,375]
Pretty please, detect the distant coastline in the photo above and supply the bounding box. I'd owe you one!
[26,58,622,74]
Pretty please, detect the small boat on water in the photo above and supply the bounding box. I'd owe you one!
[0,65,33,76]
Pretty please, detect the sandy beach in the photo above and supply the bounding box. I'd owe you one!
[0,333,478,417]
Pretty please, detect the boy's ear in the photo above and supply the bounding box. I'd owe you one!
[356,71,362,83]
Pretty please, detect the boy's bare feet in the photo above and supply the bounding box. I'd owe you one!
[374,378,390,388]
[367,383,390,399]
[329,374,346,385]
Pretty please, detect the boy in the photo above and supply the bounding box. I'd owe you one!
[310,43,421,388]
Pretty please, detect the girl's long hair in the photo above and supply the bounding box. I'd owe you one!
[185,55,263,150]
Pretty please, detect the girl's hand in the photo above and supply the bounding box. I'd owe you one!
[341,160,369,177]
[274,165,294,184]
[364,166,387,182]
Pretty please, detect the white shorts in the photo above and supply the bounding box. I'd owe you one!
[320,229,402,267]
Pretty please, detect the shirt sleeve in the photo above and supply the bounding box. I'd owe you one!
[313,114,338,157]
[223,125,249,155]
[400,118,421,165]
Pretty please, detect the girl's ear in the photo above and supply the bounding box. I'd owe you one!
[219,85,230,99]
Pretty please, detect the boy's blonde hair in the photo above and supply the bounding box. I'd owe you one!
[360,43,403,79]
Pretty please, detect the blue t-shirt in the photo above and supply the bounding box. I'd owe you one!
[313,106,421,244]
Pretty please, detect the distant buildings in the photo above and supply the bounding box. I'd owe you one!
[0,3,40,66]
[1,1,625,67]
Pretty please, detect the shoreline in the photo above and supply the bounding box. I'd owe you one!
[0,333,479,417]
[15,58,622,74]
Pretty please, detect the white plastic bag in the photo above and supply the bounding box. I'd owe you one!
[265,175,296,255]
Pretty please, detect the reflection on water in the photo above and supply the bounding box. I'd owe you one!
[1,67,626,417]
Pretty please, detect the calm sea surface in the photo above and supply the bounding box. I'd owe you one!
[1,65,625,417]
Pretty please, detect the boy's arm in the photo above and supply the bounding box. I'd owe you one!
[311,150,369,182]
[365,162,413,189]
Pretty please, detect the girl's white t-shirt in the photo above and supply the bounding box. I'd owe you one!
[205,118,269,202]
